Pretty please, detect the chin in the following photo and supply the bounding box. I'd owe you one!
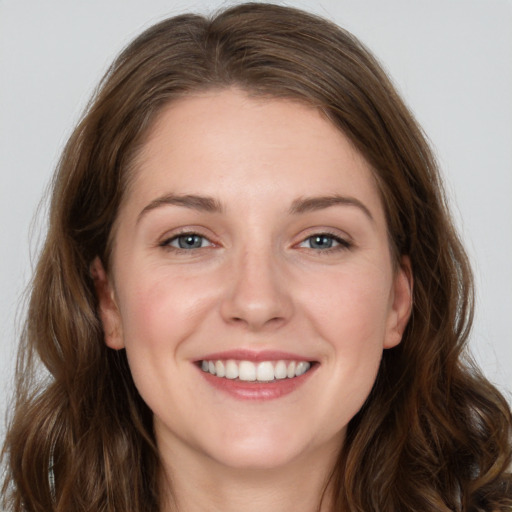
[202,424,331,471]
[209,441,304,471]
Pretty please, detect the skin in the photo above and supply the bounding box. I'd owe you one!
[93,88,412,512]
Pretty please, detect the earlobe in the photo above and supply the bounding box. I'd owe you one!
[90,257,124,350]
[384,256,413,349]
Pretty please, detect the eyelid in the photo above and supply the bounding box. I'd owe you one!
[158,227,217,250]
[170,234,212,249]
[294,229,353,251]
[156,226,353,252]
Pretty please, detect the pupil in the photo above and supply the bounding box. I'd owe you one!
[311,235,332,249]
[179,235,202,249]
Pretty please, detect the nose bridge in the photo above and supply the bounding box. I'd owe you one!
[220,239,293,330]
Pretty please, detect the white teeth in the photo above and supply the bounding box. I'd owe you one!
[225,360,238,379]
[200,359,312,382]
[274,360,288,380]
[215,360,225,378]
[256,361,274,382]
[239,361,257,381]
[295,361,311,376]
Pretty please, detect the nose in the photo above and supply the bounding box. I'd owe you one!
[220,246,294,331]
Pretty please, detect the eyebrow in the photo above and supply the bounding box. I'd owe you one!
[137,193,223,223]
[289,195,374,221]
[137,192,373,223]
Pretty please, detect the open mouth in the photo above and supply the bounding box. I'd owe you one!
[198,359,315,382]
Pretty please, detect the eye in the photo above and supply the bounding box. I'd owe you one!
[163,233,213,250]
[298,233,350,250]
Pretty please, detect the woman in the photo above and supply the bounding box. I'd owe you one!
[2,3,511,511]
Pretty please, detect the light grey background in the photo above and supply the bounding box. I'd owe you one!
[1,0,511,435]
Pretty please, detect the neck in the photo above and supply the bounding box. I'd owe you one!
[158,438,340,512]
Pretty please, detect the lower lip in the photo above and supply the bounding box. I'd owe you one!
[197,364,317,401]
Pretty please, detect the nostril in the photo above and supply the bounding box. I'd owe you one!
[228,314,287,331]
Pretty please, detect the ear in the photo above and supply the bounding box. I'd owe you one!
[90,257,124,350]
[384,256,413,349]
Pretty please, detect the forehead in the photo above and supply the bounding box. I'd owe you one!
[121,88,385,223]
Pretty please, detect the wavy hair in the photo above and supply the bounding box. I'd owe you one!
[2,3,511,511]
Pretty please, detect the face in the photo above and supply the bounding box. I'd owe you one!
[93,88,412,473]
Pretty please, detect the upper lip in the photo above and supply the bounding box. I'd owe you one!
[195,349,315,363]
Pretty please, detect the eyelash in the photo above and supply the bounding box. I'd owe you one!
[160,231,214,251]
[298,232,352,252]
[159,231,352,253]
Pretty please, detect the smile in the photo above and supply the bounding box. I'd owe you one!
[200,359,312,382]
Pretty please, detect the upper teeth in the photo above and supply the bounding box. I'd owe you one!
[200,359,311,382]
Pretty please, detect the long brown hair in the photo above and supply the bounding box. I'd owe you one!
[2,3,511,511]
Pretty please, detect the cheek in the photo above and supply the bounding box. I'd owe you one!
[118,276,197,347]
[300,264,392,392]
[114,261,225,362]
[300,264,393,346]
[112,268,213,413]
[276,266,393,442]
